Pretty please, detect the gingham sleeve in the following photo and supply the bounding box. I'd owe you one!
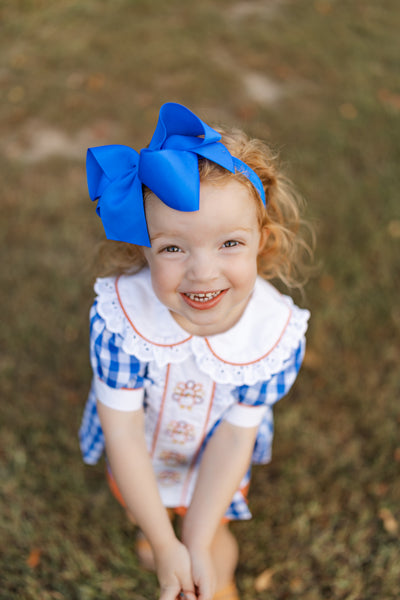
[90,301,146,411]
[224,337,306,428]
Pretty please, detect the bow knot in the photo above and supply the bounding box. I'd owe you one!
[87,102,265,246]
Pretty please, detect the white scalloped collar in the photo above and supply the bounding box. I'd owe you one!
[94,268,309,385]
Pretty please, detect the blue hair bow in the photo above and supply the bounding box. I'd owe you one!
[87,102,265,246]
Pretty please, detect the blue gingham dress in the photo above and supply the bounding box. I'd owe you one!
[79,269,309,520]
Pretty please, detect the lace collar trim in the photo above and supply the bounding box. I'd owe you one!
[94,268,310,385]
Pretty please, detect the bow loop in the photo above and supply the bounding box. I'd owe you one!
[149,102,221,149]
[138,148,200,213]
[86,145,149,245]
[87,145,140,201]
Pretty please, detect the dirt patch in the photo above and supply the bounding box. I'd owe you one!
[241,71,286,104]
[1,119,121,163]
[229,0,286,21]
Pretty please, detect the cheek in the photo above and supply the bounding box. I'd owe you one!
[150,267,169,296]
[230,256,258,288]
[149,259,182,297]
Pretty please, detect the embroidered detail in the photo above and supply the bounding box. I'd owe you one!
[157,470,181,486]
[172,380,205,410]
[166,420,196,445]
[159,451,189,467]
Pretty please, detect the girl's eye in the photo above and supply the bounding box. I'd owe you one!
[222,240,239,248]
[162,245,182,253]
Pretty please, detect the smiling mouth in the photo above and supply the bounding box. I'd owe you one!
[184,291,222,302]
[181,289,227,309]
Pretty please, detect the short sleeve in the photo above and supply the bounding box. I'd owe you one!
[90,301,147,411]
[224,337,306,428]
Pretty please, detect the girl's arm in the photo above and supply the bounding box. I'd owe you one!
[97,402,197,600]
[181,420,259,599]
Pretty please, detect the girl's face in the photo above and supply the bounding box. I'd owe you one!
[143,179,265,337]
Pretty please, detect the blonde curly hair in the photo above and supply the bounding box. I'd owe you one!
[95,127,314,290]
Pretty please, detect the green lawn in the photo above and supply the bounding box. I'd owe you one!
[1,1,399,598]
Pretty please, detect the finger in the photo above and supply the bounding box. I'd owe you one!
[159,585,181,600]
[177,580,197,600]
[194,585,210,600]
[193,577,214,600]
[178,591,198,600]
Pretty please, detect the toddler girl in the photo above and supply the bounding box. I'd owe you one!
[79,102,311,600]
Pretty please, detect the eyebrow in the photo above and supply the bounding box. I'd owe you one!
[150,227,254,241]
[228,227,254,234]
[149,232,182,242]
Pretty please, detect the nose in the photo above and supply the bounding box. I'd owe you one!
[186,249,219,284]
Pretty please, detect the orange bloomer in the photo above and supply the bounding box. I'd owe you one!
[106,466,249,524]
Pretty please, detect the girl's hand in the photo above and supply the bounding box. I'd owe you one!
[189,547,216,600]
[155,539,197,600]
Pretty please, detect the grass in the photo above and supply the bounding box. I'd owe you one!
[1,0,399,598]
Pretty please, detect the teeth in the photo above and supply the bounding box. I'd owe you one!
[185,291,221,302]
